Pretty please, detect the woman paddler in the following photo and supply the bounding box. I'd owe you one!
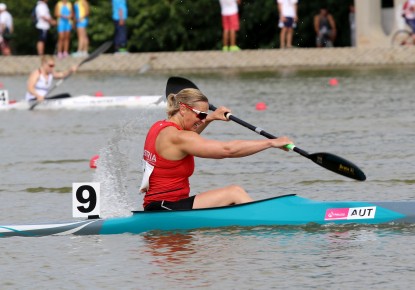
[140,88,294,211]
[25,55,77,102]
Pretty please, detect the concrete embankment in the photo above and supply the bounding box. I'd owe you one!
[1,47,415,75]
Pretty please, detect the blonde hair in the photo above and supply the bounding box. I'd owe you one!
[166,88,208,118]
[41,55,55,65]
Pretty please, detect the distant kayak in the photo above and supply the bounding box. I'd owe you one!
[0,94,165,111]
[1,194,414,238]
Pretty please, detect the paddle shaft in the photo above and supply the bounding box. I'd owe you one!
[208,104,366,181]
[43,76,68,99]
[209,104,309,158]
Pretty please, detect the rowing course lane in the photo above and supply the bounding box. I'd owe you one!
[0,68,414,288]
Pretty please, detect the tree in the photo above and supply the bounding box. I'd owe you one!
[5,0,353,55]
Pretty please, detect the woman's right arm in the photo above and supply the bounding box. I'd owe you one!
[27,71,43,101]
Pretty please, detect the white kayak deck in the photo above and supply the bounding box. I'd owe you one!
[0,94,165,111]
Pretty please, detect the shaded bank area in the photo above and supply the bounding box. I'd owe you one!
[1,47,415,76]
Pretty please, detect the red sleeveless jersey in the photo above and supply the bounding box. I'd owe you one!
[142,120,194,208]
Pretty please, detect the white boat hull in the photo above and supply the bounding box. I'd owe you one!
[0,95,165,111]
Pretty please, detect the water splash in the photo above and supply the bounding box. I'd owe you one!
[92,110,163,218]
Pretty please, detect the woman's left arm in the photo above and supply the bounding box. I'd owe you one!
[53,65,78,79]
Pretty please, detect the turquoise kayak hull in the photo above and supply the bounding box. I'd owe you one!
[1,195,414,238]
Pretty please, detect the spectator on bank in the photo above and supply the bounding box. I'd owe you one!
[314,7,336,47]
[219,0,241,52]
[35,0,56,56]
[55,0,73,59]
[0,3,13,55]
[277,0,298,49]
[112,0,128,53]
[402,0,415,43]
[73,0,90,57]
[349,4,355,47]
[402,0,411,24]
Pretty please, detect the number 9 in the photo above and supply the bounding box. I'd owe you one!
[76,185,97,213]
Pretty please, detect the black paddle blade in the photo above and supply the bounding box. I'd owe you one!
[80,41,113,66]
[308,152,366,181]
[166,76,199,97]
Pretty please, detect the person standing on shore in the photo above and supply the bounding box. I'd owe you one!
[314,7,336,47]
[402,0,415,43]
[349,4,355,47]
[25,55,77,101]
[277,0,298,49]
[219,0,241,52]
[55,0,73,59]
[35,0,56,56]
[112,0,128,53]
[73,0,90,57]
[0,3,13,55]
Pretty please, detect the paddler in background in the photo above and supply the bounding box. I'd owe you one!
[140,88,294,211]
[25,55,77,101]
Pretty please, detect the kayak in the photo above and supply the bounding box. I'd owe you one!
[0,95,165,111]
[1,194,414,238]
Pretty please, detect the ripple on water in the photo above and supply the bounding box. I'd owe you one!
[0,70,415,289]
[24,187,72,194]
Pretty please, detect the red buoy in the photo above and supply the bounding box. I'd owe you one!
[89,155,99,169]
[255,102,267,111]
[329,78,339,86]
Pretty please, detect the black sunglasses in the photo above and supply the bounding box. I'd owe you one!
[179,102,208,120]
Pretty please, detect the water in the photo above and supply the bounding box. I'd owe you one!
[1,68,415,289]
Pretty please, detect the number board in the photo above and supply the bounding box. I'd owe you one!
[72,183,100,218]
[0,90,9,106]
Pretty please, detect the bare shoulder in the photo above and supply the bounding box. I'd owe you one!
[31,69,40,77]
[28,69,40,82]
[160,126,200,145]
